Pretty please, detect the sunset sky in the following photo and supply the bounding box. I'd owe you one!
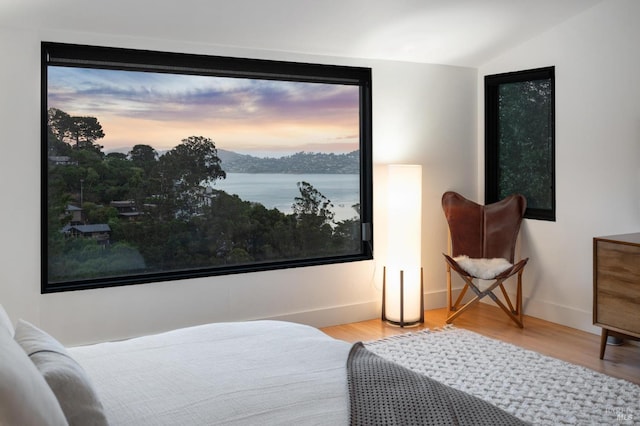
[47,66,360,157]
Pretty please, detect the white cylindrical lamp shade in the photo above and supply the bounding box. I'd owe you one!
[384,164,422,324]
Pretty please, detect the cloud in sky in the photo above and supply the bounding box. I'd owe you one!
[48,66,360,156]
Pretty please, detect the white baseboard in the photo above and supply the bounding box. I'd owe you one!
[266,288,452,329]
[448,285,600,335]
[266,300,380,328]
[265,287,600,336]
[518,297,600,335]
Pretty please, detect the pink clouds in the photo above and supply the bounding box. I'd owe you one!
[48,66,360,156]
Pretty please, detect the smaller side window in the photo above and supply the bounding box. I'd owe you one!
[485,67,555,221]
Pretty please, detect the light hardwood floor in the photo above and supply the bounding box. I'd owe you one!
[321,303,640,385]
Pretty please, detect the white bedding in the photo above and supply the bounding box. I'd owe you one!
[69,320,351,425]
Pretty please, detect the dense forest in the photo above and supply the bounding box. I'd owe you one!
[46,108,361,283]
[496,78,553,210]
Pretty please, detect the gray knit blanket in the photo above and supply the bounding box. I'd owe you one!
[347,342,529,425]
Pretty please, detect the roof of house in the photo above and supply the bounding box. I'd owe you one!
[62,224,111,234]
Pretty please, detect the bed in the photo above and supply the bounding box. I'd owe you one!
[0,304,527,425]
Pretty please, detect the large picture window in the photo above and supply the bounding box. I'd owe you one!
[485,66,555,221]
[42,42,373,293]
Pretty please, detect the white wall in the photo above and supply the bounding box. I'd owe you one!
[0,27,476,345]
[477,0,640,333]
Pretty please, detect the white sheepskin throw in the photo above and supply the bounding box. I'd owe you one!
[453,255,513,279]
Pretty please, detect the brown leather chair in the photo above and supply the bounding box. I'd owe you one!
[442,191,528,327]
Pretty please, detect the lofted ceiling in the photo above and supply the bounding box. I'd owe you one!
[0,0,601,67]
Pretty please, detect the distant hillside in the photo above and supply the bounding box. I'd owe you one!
[217,149,359,174]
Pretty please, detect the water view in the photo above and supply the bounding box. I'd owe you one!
[212,173,360,222]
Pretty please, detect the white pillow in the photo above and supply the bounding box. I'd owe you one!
[453,255,513,280]
[14,320,109,426]
[0,304,13,336]
[0,322,68,426]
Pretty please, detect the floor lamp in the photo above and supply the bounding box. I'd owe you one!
[382,164,424,327]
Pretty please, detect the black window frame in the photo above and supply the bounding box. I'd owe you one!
[485,66,555,221]
[41,42,373,293]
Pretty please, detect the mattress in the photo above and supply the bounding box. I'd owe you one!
[69,320,351,425]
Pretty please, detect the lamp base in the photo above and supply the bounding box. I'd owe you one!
[384,318,423,328]
[381,266,424,328]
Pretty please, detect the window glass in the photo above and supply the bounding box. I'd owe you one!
[485,67,555,221]
[42,42,373,292]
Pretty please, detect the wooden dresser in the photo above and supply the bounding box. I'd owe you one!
[593,233,640,359]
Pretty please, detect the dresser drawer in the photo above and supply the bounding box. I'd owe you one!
[594,237,640,336]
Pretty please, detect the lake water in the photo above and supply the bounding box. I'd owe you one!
[211,173,360,222]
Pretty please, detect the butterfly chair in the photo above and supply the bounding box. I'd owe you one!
[442,191,528,328]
